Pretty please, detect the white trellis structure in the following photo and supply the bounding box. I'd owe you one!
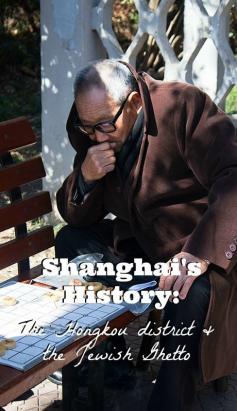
[40,0,237,220]
[92,0,237,105]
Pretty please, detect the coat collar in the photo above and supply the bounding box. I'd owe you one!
[118,61,158,136]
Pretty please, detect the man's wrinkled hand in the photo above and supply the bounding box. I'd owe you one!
[159,251,209,300]
[81,142,116,183]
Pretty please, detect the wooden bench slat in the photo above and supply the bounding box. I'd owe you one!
[0,157,45,192]
[0,265,47,285]
[0,226,54,270]
[0,117,36,154]
[0,192,52,232]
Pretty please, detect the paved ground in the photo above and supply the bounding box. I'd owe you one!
[3,368,237,411]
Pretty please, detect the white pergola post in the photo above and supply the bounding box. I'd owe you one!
[40,0,106,222]
[184,0,220,100]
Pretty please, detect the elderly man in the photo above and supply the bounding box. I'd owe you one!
[56,59,237,411]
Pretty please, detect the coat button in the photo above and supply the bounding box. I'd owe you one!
[233,238,237,245]
[225,251,233,259]
[230,243,237,252]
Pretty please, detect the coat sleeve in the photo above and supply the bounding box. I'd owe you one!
[56,153,107,227]
[176,85,237,272]
[56,103,108,227]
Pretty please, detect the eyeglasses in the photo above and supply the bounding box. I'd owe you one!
[74,92,131,135]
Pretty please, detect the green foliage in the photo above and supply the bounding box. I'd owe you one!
[225,86,237,114]
[0,0,40,76]
[112,0,139,51]
[0,74,41,123]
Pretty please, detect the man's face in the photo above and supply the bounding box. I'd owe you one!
[75,87,141,152]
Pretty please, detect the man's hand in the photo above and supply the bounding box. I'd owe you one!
[159,251,209,300]
[81,142,116,183]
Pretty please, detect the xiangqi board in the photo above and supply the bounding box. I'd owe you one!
[0,281,127,371]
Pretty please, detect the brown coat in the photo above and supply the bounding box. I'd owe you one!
[56,66,237,383]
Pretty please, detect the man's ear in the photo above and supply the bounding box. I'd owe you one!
[129,91,142,113]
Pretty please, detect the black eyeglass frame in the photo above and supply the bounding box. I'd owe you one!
[74,92,132,135]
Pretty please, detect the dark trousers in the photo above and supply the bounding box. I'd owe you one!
[55,223,211,411]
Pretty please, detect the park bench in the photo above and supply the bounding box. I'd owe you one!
[0,116,162,410]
